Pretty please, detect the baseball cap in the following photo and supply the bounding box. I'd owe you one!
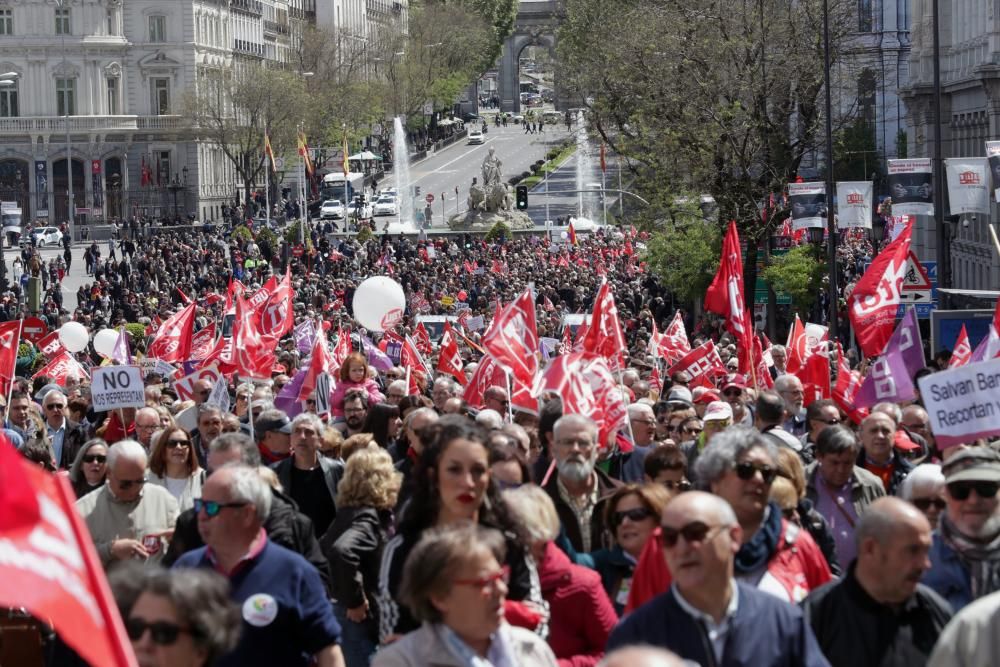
[694,390,721,405]
[703,401,734,423]
[666,386,694,408]
[943,447,1000,484]
[255,412,293,435]
[723,374,748,392]
[893,430,921,452]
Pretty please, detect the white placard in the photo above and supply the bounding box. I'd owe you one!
[205,375,230,413]
[945,158,990,215]
[918,358,1000,449]
[173,365,223,402]
[788,182,826,230]
[887,158,934,217]
[836,181,872,228]
[91,366,146,411]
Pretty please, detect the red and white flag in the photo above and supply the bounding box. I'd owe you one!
[533,353,627,449]
[225,293,276,379]
[785,315,828,375]
[482,288,539,390]
[970,297,1000,363]
[414,322,434,357]
[0,320,21,395]
[34,350,89,386]
[188,323,217,361]
[705,221,751,341]
[848,218,913,357]
[833,343,869,424]
[330,327,353,375]
[654,312,691,365]
[581,283,627,372]
[669,340,727,386]
[110,327,131,365]
[436,324,465,385]
[950,324,972,368]
[543,296,555,312]
[0,440,138,667]
[298,322,331,401]
[147,303,196,363]
[259,270,295,343]
[463,355,506,408]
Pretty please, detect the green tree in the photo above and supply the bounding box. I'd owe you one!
[644,219,722,308]
[761,245,825,317]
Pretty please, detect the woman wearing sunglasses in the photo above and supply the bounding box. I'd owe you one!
[124,567,240,667]
[899,463,946,529]
[68,438,110,498]
[695,426,832,603]
[148,426,206,512]
[372,522,557,667]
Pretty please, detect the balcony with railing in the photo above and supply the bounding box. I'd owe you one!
[263,19,290,36]
[0,115,188,135]
[231,0,263,15]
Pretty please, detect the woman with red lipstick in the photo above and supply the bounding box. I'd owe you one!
[376,416,544,644]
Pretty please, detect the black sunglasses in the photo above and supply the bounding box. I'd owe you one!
[948,481,999,501]
[83,454,106,464]
[166,439,190,448]
[613,507,654,525]
[722,389,742,398]
[194,498,248,517]
[660,520,724,548]
[734,461,777,484]
[125,618,192,645]
[911,497,948,511]
[662,479,692,492]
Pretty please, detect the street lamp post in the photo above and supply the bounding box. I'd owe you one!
[931,0,949,309]
[56,0,74,239]
[821,0,839,341]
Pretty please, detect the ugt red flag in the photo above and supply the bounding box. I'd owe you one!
[188,323,217,361]
[225,293,276,378]
[705,221,750,341]
[581,282,627,372]
[950,324,972,368]
[0,440,137,667]
[259,270,295,342]
[0,320,21,395]
[655,311,691,365]
[299,322,331,401]
[482,288,539,388]
[147,302,196,362]
[436,323,465,385]
[833,343,869,424]
[464,355,507,408]
[848,218,913,356]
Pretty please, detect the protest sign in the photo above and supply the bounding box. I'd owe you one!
[91,366,145,411]
[919,358,1000,449]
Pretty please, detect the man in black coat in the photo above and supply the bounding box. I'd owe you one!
[802,497,952,667]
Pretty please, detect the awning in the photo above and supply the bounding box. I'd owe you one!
[348,151,382,161]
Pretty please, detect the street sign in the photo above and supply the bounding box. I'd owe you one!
[292,245,305,258]
[22,317,48,343]
[864,255,938,319]
[425,193,435,204]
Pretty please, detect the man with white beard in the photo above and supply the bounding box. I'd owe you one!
[542,414,622,553]
[923,447,1000,612]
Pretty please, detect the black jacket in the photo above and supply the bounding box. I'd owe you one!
[543,467,620,554]
[320,506,393,642]
[801,563,953,667]
[855,449,914,496]
[162,488,333,595]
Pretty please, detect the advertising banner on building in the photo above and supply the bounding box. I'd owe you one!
[35,160,48,217]
[887,158,934,216]
[91,160,103,209]
[836,181,872,228]
[788,182,826,230]
[986,141,1000,201]
[945,158,989,215]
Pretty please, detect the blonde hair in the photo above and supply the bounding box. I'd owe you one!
[341,432,376,461]
[502,484,560,544]
[335,445,402,511]
[769,476,799,513]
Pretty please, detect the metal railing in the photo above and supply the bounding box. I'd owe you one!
[0,115,187,134]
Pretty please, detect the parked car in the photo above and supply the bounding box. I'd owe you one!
[467,130,485,145]
[320,199,345,220]
[347,201,373,218]
[31,226,63,247]
[373,196,398,216]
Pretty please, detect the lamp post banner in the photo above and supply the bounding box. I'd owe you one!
[887,158,933,216]
[836,181,872,228]
[788,182,826,230]
[986,141,1000,201]
[945,158,989,215]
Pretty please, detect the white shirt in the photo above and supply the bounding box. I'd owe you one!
[672,581,740,665]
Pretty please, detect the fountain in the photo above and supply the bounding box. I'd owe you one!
[574,109,597,221]
[392,116,413,228]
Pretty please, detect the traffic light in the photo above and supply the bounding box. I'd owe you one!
[516,185,528,210]
[414,185,421,198]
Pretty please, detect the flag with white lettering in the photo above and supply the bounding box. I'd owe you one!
[848,218,913,357]
[855,308,925,408]
[950,324,972,368]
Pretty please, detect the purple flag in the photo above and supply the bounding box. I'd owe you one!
[362,336,394,372]
[274,369,306,418]
[111,328,131,365]
[855,308,925,409]
[294,319,316,356]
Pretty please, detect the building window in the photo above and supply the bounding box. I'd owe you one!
[0,85,17,117]
[0,9,13,36]
[858,70,877,128]
[858,0,873,31]
[149,15,166,42]
[150,78,170,115]
[55,7,70,35]
[107,77,119,114]
[156,150,170,185]
[56,77,75,116]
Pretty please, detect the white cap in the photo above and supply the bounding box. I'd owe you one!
[703,401,733,422]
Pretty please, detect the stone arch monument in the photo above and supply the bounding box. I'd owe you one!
[497,0,564,113]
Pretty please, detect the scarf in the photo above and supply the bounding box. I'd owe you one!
[734,502,783,575]
[939,513,1000,600]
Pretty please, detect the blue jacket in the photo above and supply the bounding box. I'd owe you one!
[606,582,830,667]
[922,532,973,612]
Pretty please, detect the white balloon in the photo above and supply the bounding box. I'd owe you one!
[352,276,406,331]
[93,329,119,359]
[560,231,568,239]
[58,321,90,353]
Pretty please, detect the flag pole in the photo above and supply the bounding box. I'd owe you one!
[6,318,23,410]
[264,156,271,229]
[504,369,513,423]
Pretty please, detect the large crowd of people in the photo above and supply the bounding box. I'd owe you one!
[2,218,998,667]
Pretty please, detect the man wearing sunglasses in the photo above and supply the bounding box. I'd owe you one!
[620,403,657,483]
[174,464,345,667]
[721,375,753,427]
[42,388,89,469]
[76,439,180,568]
[923,447,1000,612]
[607,491,829,666]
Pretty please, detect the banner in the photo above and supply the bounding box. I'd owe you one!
[887,158,933,216]
[836,181,872,228]
[919,358,1000,449]
[987,141,1000,201]
[91,159,103,209]
[174,365,223,402]
[855,308,925,408]
[944,158,989,215]
[848,218,913,357]
[669,340,726,382]
[91,366,145,411]
[788,182,826,230]
[35,160,48,216]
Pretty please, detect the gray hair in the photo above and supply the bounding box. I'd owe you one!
[42,389,66,405]
[208,432,261,467]
[553,413,598,443]
[503,484,560,543]
[770,345,786,357]
[197,404,222,419]
[628,403,654,420]
[773,374,802,393]
[404,407,438,430]
[872,402,902,424]
[218,463,272,521]
[475,409,504,430]
[694,426,778,484]
[291,411,325,436]
[106,439,148,470]
[815,424,860,457]
[898,463,945,501]
[387,379,407,394]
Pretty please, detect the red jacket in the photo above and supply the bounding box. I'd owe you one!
[538,541,617,667]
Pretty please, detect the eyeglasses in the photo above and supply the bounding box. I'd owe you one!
[193,498,248,517]
[453,565,510,592]
[116,477,147,490]
[813,417,841,425]
[166,439,190,448]
[681,426,701,436]
[45,404,66,411]
[613,506,654,525]
[83,454,107,464]
[734,461,777,484]
[722,390,742,398]
[947,481,999,501]
[911,497,948,511]
[136,423,158,430]
[660,521,725,548]
[632,419,656,427]
[661,479,692,492]
[125,618,192,646]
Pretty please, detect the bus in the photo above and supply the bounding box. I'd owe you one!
[320,172,366,204]
[1,201,22,244]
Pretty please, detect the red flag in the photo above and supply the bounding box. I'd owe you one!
[33,349,89,386]
[568,223,578,246]
[299,322,331,401]
[330,327,352,375]
[482,288,539,389]
[0,441,138,667]
[533,353,626,449]
[400,334,430,382]
[833,343,869,424]
[147,303,196,363]
[176,286,192,305]
[669,341,727,384]
[848,218,913,356]
[259,270,294,342]
[795,346,831,405]
[188,323,217,361]
[436,324,465,384]
[649,365,662,393]
[464,260,476,274]
[559,325,572,355]
[246,275,278,313]
[140,155,149,188]
[0,320,21,395]
[226,293,276,378]
[543,296,555,312]
[950,324,972,368]
[655,312,691,365]
[786,315,829,375]
[36,330,66,359]
[414,322,433,357]
[705,221,750,342]
[581,283,627,372]
[463,355,507,408]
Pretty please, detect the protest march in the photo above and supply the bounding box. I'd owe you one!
[0,212,999,667]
